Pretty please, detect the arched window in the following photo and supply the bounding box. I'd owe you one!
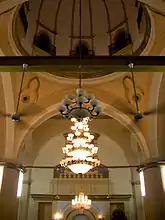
[34,32,51,53]
[114,29,131,51]
[71,41,94,57]
[75,42,89,56]
[19,2,29,33]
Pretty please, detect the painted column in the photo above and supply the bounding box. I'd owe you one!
[138,161,165,220]
[0,162,24,220]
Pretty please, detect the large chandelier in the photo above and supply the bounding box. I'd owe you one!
[72,192,92,210]
[62,118,98,160]
[58,88,101,121]
[60,118,100,174]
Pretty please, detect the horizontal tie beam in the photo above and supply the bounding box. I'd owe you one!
[0,56,165,73]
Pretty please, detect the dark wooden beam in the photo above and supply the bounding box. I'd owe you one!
[0,56,165,73]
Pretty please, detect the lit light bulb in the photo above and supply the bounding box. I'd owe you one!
[53,212,63,220]
[84,132,90,137]
[71,117,77,122]
[66,144,72,149]
[67,136,72,141]
[84,126,89,131]
[75,131,81,136]
[68,133,74,137]
[90,135,94,140]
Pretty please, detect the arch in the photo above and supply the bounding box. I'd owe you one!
[16,101,149,161]
[63,204,99,220]
[147,48,165,157]
[66,210,95,220]
[113,28,131,52]
[1,72,15,158]
[0,49,15,159]
[74,41,90,57]
[73,214,90,220]
[34,31,51,53]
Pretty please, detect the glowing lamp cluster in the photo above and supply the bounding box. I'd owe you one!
[60,117,100,174]
[58,88,101,121]
[62,118,98,160]
[72,192,92,210]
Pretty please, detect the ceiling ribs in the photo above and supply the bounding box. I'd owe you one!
[32,0,44,55]
[37,21,57,35]
[53,0,62,46]
[70,0,76,52]
[102,0,112,46]
[120,0,133,54]
[88,0,94,53]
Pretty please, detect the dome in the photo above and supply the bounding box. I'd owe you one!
[13,0,151,57]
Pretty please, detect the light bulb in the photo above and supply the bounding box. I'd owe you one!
[65,94,75,100]
[71,117,77,122]
[76,88,85,96]
[71,126,76,130]
[84,132,90,137]
[94,106,101,114]
[57,105,66,113]
[62,98,72,106]
[75,131,81,136]
[90,99,98,107]
[85,93,95,101]
[90,135,94,140]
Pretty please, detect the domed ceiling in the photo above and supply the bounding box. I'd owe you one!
[14,0,150,78]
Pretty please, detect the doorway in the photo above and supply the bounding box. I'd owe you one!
[73,214,90,220]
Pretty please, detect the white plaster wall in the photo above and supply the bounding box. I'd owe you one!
[31,134,132,195]
[140,0,165,14]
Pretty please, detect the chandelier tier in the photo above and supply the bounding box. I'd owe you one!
[60,156,100,174]
[60,118,100,174]
[62,118,98,160]
[72,192,92,210]
[58,88,101,121]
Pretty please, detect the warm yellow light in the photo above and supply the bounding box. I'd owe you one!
[161,165,165,192]
[0,166,4,192]
[17,171,24,197]
[67,149,92,159]
[139,171,146,197]
[98,214,103,219]
[53,212,63,220]
[72,192,91,209]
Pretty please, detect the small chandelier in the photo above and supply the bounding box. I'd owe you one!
[60,156,100,174]
[58,88,101,121]
[72,192,92,210]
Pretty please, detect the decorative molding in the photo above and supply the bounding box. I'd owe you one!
[122,75,144,104]
[0,161,24,172]
[31,194,132,202]
[21,76,40,103]
[1,71,15,158]
[137,160,165,172]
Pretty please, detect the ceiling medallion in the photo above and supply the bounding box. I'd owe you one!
[58,88,101,121]
[72,192,92,210]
